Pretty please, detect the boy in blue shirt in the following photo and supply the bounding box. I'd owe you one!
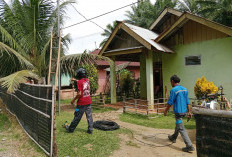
[164,75,195,152]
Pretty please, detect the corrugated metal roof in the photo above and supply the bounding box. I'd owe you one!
[104,46,144,54]
[89,49,140,66]
[124,23,174,53]
[104,62,131,72]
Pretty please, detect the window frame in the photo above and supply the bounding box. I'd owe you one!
[185,55,201,66]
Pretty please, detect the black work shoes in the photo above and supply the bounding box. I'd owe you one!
[87,130,93,134]
[182,146,195,152]
[168,135,176,143]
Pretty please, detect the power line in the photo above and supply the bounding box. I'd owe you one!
[62,1,139,30]
[72,32,102,40]
[70,3,105,31]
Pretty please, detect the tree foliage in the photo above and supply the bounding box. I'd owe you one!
[0,0,73,92]
[0,70,39,93]
[80,64,98,95]
[60,51,113,94]
[197,0,232,27]
[178,0,200,13]
[119,69,135,98]
[125,0,177,28]
[99,21,117,48]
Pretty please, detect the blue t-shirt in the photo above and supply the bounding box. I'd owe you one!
[167,85,190,116]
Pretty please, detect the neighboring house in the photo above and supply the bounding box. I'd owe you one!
[51,49,140,99]
[99,7,232,104]
[90,49,140,94]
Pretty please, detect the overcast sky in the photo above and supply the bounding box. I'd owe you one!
[63,0,156,54]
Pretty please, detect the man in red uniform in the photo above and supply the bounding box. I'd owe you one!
[65,68,93,134]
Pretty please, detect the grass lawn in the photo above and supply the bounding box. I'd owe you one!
[0,109,45,156]
[119,112,196,130]
[0,112,10,132]
[58,97,118,114]
[59,98,73,104]
[91,106,118,113]
[56,111,129,157]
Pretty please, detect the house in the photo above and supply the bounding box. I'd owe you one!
[52,49,140,99]
[90,49,140,94]
[99,7,232,104]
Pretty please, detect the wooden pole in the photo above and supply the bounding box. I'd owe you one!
[54,30,61,91]
[52,92,57,157]
[48,32,53,85]
[50,86,55,157]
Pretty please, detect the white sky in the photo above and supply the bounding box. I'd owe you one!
[5,0,157,54]
[63,0,157,54]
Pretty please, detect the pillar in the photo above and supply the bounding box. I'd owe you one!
[140,53,147,99]
[110,57,116,104]
[146,50,154,105]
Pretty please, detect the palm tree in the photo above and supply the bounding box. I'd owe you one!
[99,21,117,48]
[197,0,232,27]
[0,0,72,92]
[178,0,199,13]
[125,0,177,28]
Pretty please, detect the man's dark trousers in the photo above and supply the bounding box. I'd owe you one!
[68,104,93,132]
[170,115,192,147]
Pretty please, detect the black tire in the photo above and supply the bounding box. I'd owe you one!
[93,120,120,131]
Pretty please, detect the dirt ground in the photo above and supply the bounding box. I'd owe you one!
[93,109,197,157]
[0,101,45,157]
[0,102,197,157]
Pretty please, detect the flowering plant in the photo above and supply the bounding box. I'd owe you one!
[194,76,218,99]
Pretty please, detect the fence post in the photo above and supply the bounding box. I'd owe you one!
[102,94,105,106]
[52,91,57,157]
[135,99,137,113]
[157,99,159,114]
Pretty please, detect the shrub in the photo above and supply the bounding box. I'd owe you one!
[77,64,98,94]
[119,69,135,98]
[194,76,218,99]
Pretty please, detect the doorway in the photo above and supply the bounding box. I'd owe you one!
[153,62,163,98]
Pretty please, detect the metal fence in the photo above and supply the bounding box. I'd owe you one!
[0,84,55,156]
[193,107,232,157]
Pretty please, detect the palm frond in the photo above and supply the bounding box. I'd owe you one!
[37,38,51,76]
[0,25,27,57]
[0,42,34,69]
[60,52,113,76]
[0,70,39,93]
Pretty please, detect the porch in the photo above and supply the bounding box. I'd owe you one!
[99,21,174,107]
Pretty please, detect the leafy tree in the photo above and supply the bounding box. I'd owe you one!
[80,64,98,94]
[60,51,113,94]
[0,0,72,92]
[197,0,232,27]
[119,69,135,98]
[99,21,117,48]
[125,0,177,28]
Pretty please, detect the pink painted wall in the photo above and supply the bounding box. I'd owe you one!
[96,69,107,94]
[96,67,140,94]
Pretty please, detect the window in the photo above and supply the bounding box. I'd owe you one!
[185,55,201,66]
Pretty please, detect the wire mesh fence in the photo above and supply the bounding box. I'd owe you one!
[0,84,55,156]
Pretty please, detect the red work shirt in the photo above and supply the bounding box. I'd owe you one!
[76,78,92,105]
